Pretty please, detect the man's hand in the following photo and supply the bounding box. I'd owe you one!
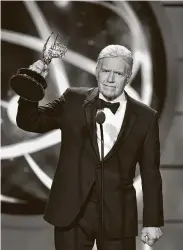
[141,227,162,246]
[29,60,49,78]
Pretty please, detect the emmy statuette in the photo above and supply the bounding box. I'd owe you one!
[10,32,67,102]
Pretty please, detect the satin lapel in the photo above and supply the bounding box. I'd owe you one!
[104,96,137,161]
[83,88,100,159]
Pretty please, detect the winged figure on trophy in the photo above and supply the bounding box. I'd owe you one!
[43,32,67,65]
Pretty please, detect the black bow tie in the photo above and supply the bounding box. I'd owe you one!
[97,99,120,114]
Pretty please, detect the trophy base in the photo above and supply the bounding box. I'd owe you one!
[10,68,47,102]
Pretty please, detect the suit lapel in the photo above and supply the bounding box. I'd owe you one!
[104,92,137,161]
[83,88,100,159]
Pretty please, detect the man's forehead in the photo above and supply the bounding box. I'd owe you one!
[101,57,127,70]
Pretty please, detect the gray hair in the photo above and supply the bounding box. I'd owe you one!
[96,45,133,81]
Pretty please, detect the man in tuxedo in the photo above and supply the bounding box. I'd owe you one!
[16,45,164,250]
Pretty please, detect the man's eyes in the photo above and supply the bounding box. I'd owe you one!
[102,69,124,75]
[116,72,124,76]
[114,71,125,76]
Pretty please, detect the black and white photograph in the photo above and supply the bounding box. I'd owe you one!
[1,1,183,250]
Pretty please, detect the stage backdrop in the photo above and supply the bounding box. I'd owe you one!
[1,1,183,250]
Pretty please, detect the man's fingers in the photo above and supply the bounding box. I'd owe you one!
[29,60,49,78]
[42,70,49,78]
[141,234,157,246]
[29,60,44,72]
[147,237,155,246]
[156,228,163,238]
[141,227,162,246]
[147,235,159,246]
[141,233,148,244]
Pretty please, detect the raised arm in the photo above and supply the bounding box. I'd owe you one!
[15,60,68,133]
[16,91,68,133]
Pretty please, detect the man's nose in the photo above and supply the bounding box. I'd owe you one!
[107,71,115,83]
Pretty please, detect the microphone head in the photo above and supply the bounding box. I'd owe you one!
[96,110,106,124]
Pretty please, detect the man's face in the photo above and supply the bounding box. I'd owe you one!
[97,57,131,101]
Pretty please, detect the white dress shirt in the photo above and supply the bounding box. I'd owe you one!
[96,92,127,159]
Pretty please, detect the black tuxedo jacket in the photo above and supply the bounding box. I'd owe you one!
[16,87,164,236]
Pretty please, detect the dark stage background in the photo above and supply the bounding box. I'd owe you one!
[1,1,183,250]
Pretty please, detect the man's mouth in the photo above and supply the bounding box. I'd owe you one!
[103,83,116,88]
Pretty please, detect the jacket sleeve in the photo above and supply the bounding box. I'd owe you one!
[138,111,164,227]
[16,88,69,133]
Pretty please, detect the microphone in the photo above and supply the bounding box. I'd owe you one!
[96,110,106,124]
[95,109,105,250]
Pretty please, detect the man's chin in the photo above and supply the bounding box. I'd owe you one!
[101,92,117,101]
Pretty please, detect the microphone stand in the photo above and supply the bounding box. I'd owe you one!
[95,110,105,250]
[99,123,104,250]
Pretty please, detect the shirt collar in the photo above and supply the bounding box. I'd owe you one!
[99,91,126,104]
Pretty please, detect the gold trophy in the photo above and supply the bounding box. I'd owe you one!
[10,32,67,102]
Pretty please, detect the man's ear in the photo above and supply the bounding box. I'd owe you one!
[96,70,99,81]
[126,71,132,85]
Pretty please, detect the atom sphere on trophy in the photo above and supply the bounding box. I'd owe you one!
[42,32,67,65]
